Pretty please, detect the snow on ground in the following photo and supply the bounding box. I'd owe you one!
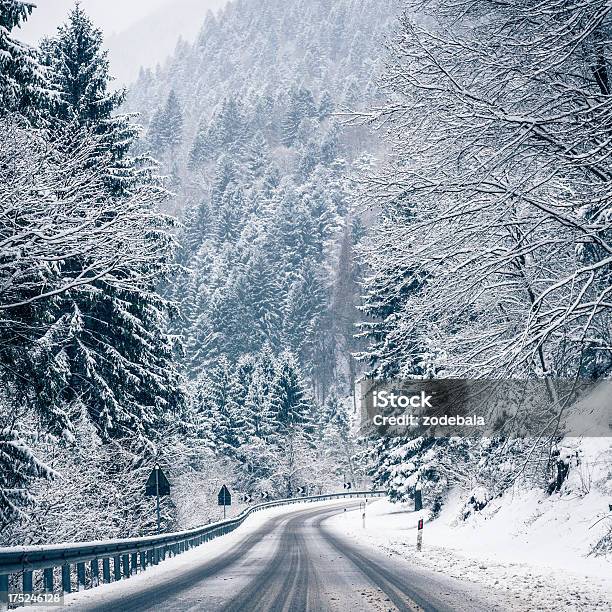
[326,484,612,611]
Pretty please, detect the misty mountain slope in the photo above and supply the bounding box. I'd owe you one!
[126,0,397,126]
[124,0,399,405]
[91,0,404,515]
[107,0,229,84]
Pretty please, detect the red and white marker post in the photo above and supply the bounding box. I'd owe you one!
[417,518,424,551]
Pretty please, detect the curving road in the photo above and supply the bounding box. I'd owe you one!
[60,501,499,612]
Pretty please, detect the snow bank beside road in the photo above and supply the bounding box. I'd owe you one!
[326,486,612,611]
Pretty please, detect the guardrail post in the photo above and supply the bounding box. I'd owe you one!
[0,574,8,612]
[102,558,111,584]
[23,570,33,593]
[139,551,146,571]
[91,559,99,587]
[113,557,121,581]
[130,553,137,574]
[122,555,130,579]
[76,562,86,591]
[153,548,159,565]
[43,567,53,592]
[61,564,71,594]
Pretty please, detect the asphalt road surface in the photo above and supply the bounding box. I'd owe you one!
[66,501,498,612]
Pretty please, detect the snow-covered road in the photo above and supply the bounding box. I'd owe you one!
[43,499,502,612]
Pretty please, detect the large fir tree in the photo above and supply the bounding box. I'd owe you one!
[39,5,183,441]
[0,0,49,118]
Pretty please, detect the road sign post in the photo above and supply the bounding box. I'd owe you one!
[218,485,232,519]
[145,464,171,535]
[156,469,160,535]
[417,518,424,551]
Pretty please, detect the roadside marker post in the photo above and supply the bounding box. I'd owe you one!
[417,518,424,551]
[359,500,367,529]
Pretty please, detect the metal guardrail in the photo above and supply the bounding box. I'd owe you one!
[0,490,385,607]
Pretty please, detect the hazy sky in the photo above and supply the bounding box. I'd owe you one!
[18,0,228,83]
[18,0,172,42]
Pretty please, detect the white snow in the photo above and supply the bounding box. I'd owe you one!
[326,449,612,612]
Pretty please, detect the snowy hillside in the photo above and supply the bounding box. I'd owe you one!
[328,454,612,611]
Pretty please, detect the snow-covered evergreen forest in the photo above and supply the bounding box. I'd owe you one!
[1,0,610,558]
[0,0,397,544]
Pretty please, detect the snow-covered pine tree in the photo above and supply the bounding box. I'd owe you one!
[318,90,334,120]
[281,86,304,147]
[268,351,315,435]
[226,354,255,447]
[210,155,236,207]
[298,141,320,180]
[147,89,183,156]
[244,131,270,180]
[202,356,242,453]
[282,262,326,367]
[40,3,140,193]
[237,243,282,350]
[357,196,424,380]
[38,5,183,442]
[41,4,122,125]
[215,185,245,243]
[242,344,279,440]
[369,436,470,515]
[0,423,54,529]
[0,0,49,118]
[215,97,247,153]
